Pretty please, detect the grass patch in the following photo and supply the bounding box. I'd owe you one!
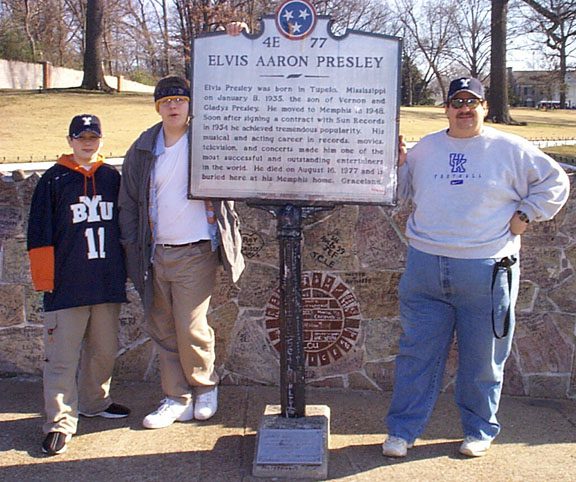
[0,91,158,162]
[1,92,576,162]
[400,106,576,142]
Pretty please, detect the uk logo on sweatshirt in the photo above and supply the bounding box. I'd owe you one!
[450,153,467,173]
[449,152,466,185]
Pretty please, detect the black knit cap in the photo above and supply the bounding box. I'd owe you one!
[154,75,190,102]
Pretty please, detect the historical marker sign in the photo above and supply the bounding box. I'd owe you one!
[190,1,402,205]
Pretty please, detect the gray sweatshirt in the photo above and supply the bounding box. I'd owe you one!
[398,126,570,259]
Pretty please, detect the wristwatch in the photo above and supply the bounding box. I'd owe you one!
[516,210,530,223]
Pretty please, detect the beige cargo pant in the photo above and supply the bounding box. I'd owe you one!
[43,303,121,435]
[148,241,219,405]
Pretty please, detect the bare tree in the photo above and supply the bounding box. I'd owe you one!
[395,0,459,100]
[521,0,576,108]
[314,0,401,35]
[453,0,492,79]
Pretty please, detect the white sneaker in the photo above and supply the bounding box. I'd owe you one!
[142,398,194,429]
[459,436,492,457]
[382,435,413,457]
[194,386,218,421]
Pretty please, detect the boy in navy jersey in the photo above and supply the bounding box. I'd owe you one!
[27,114,130,456]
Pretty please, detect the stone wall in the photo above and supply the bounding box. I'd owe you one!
[1,170,575,399]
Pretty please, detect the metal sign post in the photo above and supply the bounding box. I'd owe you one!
[253,202,333,418]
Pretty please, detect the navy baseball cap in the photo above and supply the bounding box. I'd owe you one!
[69,114,102,138]
[447,77,485,101]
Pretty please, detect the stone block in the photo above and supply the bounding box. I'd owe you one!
[0,178,19,205]
[521,246,568,289]
[225,319,280,384]
[515,313,572,373]
[308,376,344,388]
[304,344,365,382]
[502,350,527,396]
[523,216,570,248]
[238,263,278,308]
[566,243,576,272]
[363,318,402,362]
[0,283,25,327]
[209,301,239,368]
[364,359,396,392]
[342,271,400,319]
[516,280,537,312]
[113,340,158,382]
[570,350,576,398]
[527,374,570,399]
[347,370,380,390]
[211,267,241,308]
[240,228,278,264]
[548,276,576,312]
[303,205,359,272]
[2,238,30,284]
[25,286,44,324]
[16,172,39,209]
[237,202,275,233]
[119,299,146,351]
[0,326,43,375]
[355,205,406,270]
[0,206,23,240]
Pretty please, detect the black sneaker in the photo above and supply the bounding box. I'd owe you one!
[42,432,71,455]
[80,403,131,419]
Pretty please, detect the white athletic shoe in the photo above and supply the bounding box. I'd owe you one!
[142,398,194,429]
[382,435,413,457]
[194,386,218,421]
[459,436,492,457]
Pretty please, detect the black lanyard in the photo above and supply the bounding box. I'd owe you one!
[491,255,517,339]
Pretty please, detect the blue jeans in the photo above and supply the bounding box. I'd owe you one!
[386,246,519,443]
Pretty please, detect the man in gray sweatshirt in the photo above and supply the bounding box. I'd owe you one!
[382,77,570,458]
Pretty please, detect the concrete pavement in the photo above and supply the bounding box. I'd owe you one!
[0,376,575,481]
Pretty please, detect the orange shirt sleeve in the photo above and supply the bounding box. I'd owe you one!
[28,246,55,291]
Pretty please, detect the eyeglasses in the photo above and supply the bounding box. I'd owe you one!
[158,96,189,106]
[449,98,483,109]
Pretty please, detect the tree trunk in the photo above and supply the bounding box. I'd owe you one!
[487,0,514,123]
[559,42,567,108]
[162,0,171,76]
[81,0,112,91]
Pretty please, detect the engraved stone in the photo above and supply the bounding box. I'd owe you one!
[0,326,43,375]
[0,283,25,327]
[238,263,279,308]
[0,206,22,239]
[0,179,18,205]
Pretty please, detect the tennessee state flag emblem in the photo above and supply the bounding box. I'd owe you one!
[275,0,317,40]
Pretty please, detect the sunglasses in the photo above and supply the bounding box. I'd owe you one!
[158,96,189,106]
[449,98,483,109]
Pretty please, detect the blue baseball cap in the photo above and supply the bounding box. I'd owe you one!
[447,77,485,101]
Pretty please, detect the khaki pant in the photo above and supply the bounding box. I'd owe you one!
[43,303,121,435]
[148,242,219,404]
